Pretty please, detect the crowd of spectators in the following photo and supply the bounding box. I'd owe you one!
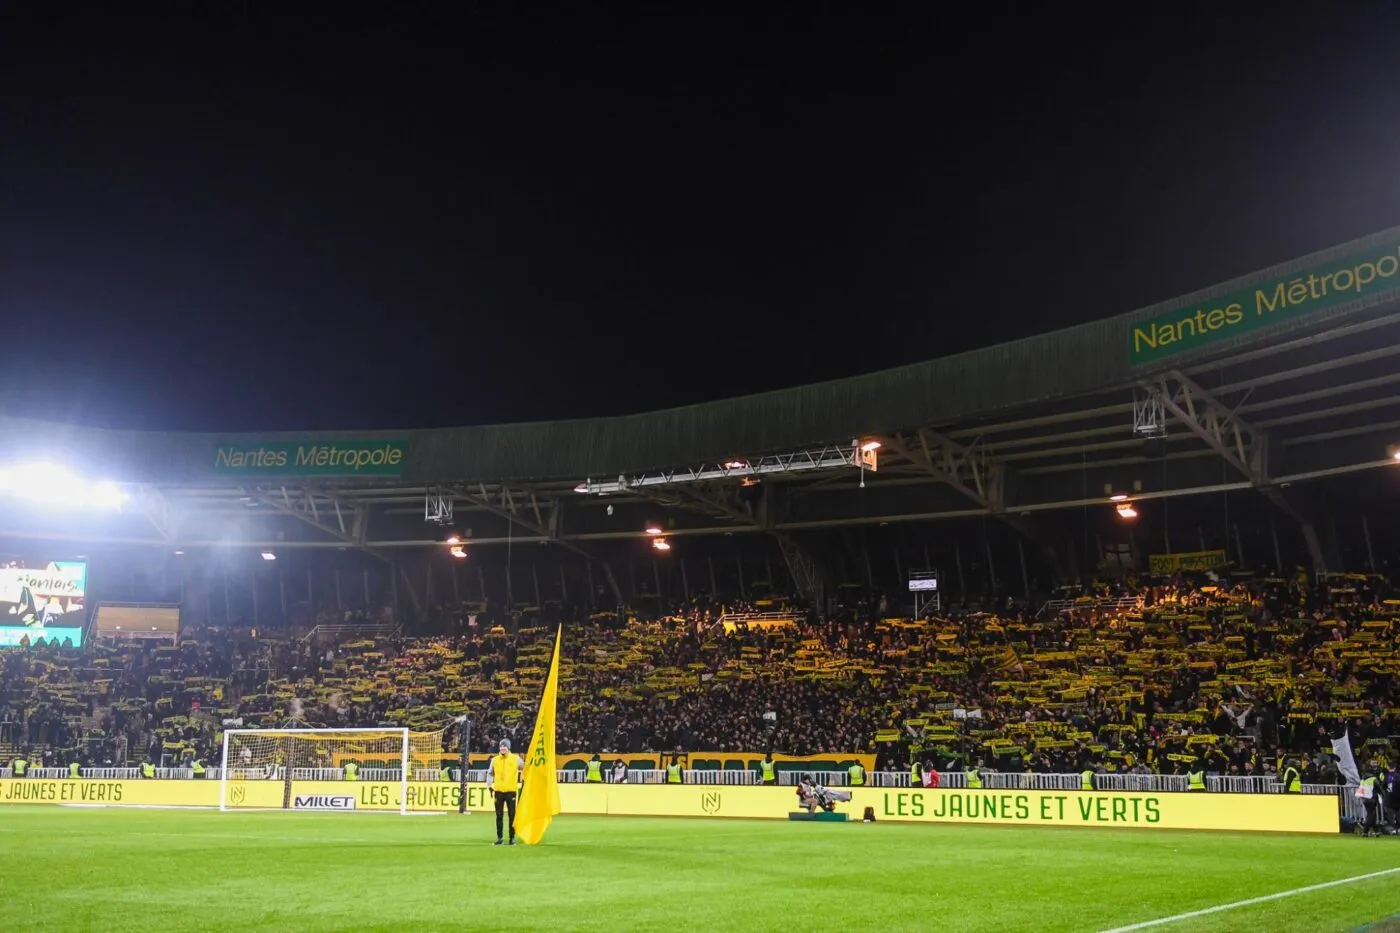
[1,569,1396,783]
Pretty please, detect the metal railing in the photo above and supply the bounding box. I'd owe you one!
[1207,775,1278,794]
[1038,596,1144,619]
[302,623,396,643]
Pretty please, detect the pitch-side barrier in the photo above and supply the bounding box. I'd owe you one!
[0,775,1347,832]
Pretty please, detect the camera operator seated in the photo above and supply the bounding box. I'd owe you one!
[795,774,851,813]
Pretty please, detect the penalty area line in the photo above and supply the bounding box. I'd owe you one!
[1096,866,1400,933]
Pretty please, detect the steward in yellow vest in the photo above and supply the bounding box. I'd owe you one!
[666,762,684,784]
[586,755,604,783]
[758,755,777,785]
[1281,765,1301,793]
[1187,770,1205,791]
[11,757,28,777]
[848,763,865,786]
[69,761,81,779]
[1080,769,1094,791]
[140,762,156,779]
[343,761,359,781]
[965,769,982,789]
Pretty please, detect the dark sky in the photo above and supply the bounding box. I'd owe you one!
[4,5,1400,433]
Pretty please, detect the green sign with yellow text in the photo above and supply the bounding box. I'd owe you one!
[1130,237,1400,364]
[212,439,408,477]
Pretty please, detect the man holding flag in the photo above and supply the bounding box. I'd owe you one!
[490,738,523,845]
[513,626,563,846]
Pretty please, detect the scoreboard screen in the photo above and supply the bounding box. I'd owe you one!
[0,560,87,647]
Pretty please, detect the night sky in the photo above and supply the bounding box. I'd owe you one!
[4,6,1400,433]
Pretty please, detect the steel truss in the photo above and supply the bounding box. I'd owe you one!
[880,429,1006,513]
[1140,370,1328,570]
[241,486,421,613]
[449,484,620,602]
[243,486,367,547]
[574,444,862,495]
[629,466,830,612]
[130,486,181,541]
[1140,371,1268,484]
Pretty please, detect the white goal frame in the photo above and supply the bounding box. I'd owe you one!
[219,727,411,814]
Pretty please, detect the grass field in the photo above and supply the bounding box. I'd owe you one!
[1,808,1396,932]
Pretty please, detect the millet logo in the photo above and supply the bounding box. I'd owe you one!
[701,792,721,814]
[293,794,356,810]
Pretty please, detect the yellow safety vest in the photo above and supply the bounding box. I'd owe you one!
[848,764,865,786]
[69,763,81,779]
[1282,768,1300,793]
[1187,770,1205,791]
[1081,770,1094,790]
[759,760,776,783]
[491,753,521,793]
[586,760,603,783]
[191,760,205,776]
[344,762,359,781]
[141,763,155,779]
[966,770,982,789]
[666,763,683,784]
[12,759,27,776]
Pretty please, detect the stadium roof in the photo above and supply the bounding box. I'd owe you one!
[4,224,1400,556]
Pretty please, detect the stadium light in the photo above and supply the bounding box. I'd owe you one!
[1115,502,1138,520]
[260,551,277,561]
[860,439,881,452]
[1393,449,1400,462]
[645,522,663,535]
[1109,493,1129,502]
[0,462,129,510]
[652,537,671,552]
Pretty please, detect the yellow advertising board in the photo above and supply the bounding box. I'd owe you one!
[846,787,1336,834]
[0,778,216,807]
[0,779,1337,834]
[224,781,610,815]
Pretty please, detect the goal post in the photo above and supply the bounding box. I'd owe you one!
[219,727,452,814]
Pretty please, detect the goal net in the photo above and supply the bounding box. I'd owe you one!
[219,727,456,814]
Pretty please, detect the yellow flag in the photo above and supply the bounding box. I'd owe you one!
[513,626,562,845]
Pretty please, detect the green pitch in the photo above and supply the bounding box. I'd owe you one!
[1,808,1396,932]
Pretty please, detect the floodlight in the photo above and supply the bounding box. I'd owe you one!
[0,462,129,510]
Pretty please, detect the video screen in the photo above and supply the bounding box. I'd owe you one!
[0,560,87,647]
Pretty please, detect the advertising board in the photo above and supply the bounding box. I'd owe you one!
[0,780,1338,834]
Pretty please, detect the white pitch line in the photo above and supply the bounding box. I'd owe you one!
[1097,866,1400,933]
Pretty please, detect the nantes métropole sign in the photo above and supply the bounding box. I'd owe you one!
[1129,236,1400,365]
[213,439,408,477]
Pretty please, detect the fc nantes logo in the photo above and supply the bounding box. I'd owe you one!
[230,785,246,805]
[701,792,721,814]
